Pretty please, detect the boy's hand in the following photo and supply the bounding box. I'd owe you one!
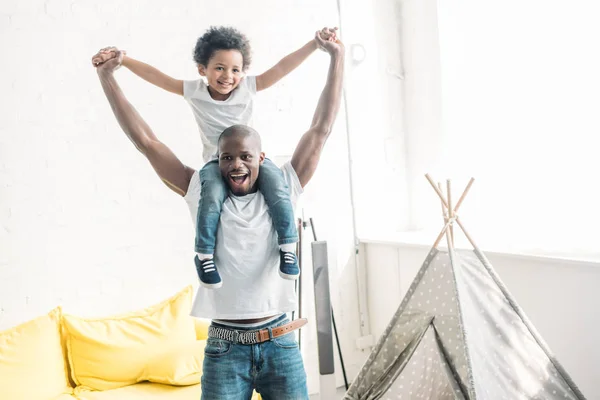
[315,28,343,55]
[315,27,339,51]
[91,46,126,67]
[92,47,126,75]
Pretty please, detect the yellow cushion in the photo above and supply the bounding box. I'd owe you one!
[64,285,196,391]
[143,339,206,386]
[74,382,261,400]
[0,307,72,400]
[193,318,210,340]
[74,382,201,400]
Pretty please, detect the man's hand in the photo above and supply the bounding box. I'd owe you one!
[315,27,340,51]
[91,46,126,74]
[315,28,344,55]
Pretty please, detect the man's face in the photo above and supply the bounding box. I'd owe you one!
[218,134,265,196]
[198,49,244,101]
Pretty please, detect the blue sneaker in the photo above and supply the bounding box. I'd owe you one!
[279,250,300,280]
[194,256,223,289]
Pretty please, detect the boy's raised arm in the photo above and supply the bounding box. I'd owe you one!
[92,47,184,96]
[122,56,184,96]
[255,27,338,92]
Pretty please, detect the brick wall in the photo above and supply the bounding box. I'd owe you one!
[0,0,372,393]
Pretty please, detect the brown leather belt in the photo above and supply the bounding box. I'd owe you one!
[208,318,308,345]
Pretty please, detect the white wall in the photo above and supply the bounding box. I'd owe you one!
[0,0,367,394]
[7,1,592,398]
[362,240,600,398]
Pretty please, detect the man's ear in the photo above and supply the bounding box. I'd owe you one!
[198,65,207,76]
[259,152,266,165]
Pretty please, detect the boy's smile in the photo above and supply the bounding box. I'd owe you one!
[198,49,244,101]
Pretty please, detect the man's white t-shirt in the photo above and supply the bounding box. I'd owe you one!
[184,161,303,320]
[183,76,256,163]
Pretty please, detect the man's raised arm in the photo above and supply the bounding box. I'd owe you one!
[290,32,345,188]
[93,49,195,196]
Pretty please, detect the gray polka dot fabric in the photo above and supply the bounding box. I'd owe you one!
[344,248,586,400]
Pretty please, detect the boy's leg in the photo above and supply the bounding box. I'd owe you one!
[195,160,227,289]
[255,325,309,399]
[258,159,299,244]
[200,338,255,400]
[258,159,300,280]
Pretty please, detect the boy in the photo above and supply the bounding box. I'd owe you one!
[94,26,338,289]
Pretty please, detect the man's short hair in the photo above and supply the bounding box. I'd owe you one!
[218,125,262,152]
[193,26,252,71]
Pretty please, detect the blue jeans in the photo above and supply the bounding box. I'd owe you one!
[201,315,309,400]
[195,159,298,254]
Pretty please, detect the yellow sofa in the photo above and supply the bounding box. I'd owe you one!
[0,285,261,400]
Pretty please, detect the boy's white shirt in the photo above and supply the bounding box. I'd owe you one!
[183,76,256,163]
[184,161,303,320]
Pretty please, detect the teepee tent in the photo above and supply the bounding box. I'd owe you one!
[344,176,587,400]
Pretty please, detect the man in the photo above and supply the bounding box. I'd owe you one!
[92,31,344,400]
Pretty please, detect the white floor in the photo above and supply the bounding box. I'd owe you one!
[309,387,347,399]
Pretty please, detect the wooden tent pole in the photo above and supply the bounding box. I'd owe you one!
[455,218,478,250]
[438,182,448,223]
[445,219,454,253]
[432,220,452,249]
[454,177,475,213]
[447,179,454,247]
[425,173,449,209]
[427,173,479,251]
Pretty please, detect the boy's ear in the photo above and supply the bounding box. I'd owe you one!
[198,65,207,76]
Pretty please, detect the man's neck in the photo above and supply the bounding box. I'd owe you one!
[229,183,259,197]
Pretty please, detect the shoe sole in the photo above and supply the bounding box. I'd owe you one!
[200,281,223,289]
[279,270,300,280]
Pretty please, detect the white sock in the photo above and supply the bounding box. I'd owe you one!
[279,243,296,253]
[197,253,213,260]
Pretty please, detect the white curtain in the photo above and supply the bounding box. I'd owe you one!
[433,0,600,258]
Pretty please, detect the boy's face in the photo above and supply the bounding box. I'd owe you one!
[198,49,244,100]
[218,134,265,196]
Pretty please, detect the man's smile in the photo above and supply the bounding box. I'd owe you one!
[228,171,249,189]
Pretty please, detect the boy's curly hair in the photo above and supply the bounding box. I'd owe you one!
[193,26,252,71]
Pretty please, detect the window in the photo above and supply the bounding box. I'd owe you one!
[430,0,600,259]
